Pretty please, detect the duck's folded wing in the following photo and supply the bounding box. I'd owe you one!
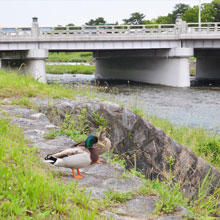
[72,140,86,147]
[53,147,85,159]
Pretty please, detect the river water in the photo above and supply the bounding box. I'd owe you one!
[47,72,220,133]
[95,81,220,133]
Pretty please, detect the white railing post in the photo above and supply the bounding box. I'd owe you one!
[175,14,187,34]
[31,17,39,39]
[215,23,218,32]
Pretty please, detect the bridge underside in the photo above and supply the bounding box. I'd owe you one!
[94,48,193,87]
[195,49,220,81]
[1,47,220,87]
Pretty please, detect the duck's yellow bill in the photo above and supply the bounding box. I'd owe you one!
[97,141,105,147]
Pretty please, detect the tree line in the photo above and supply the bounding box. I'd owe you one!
[63,0,219,27]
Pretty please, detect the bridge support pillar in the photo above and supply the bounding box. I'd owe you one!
[195,49,220,81]
[94,48,193,87]
[25,49,48,83]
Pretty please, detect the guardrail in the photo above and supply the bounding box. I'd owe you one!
[0,22,219,40]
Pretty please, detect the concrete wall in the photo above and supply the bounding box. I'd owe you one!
[195,49,220,80]
[95,48,193,87]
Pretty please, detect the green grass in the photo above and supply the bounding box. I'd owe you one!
[148,115,220,170]
[47,52,93,63]
[45,107,108,143]
[0,70,76,99]
[109,156,220,219]
[0,118,100,219]
[46,64,95,75]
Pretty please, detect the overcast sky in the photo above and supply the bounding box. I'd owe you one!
[0,0,212,27]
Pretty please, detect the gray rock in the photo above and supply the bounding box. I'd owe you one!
[1,105,36,118]
[156,216,184,220]
[116,196,157,218]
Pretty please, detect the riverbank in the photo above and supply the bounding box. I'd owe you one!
[0,70,219,219]
[1,70,220,170]
[47,52,93,63]
[46,64,95,75]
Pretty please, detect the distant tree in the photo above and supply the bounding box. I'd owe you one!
[213,0,220,21]
[155,15,172,24]
[85,17,106,25]
[162,4,190,24]
[67,23,75,26]
[145,4,190,24]
[173,3,191,17]
[123,12,145,25]
[201,3,216,22]
[182,6,199,22]
[182,3,217,22]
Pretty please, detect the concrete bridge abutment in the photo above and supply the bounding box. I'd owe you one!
[25,49,48,83]
[94,48,193,87]
[195,49,220,81]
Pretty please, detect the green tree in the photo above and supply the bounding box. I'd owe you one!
[182,3,217,22]
[67,23,74,26]
[123,12,145,25]
[173,3,191,17]
[85,17,106,25]
[213,0,220,21]
[155,14,173,24]
[201,3,216,22]
[182,6,199,22]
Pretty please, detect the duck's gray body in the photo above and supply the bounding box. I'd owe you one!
[44,147,92,169]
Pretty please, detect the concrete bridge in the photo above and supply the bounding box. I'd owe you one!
[0,17,220,87]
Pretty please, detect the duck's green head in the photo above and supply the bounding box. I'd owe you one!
[85,136,98,148]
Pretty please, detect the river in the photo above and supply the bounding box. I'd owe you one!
[46,71,220,133]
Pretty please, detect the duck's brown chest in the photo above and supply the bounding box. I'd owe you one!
[88,148,99,164]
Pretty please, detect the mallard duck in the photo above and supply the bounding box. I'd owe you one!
[44,136,99,179]
[93,129,112,163]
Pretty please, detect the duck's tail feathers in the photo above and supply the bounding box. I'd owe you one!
[44,155,57,165]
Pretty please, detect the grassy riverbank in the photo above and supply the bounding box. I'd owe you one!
[0,118,101,219]
[47,52,93,63]
[0,70,219,170]
[0,70,219,219]
[46,64,95,75]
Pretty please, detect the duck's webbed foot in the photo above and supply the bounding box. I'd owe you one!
[77,169,88,177]
[96,158,103,164]
[72,169,83,179]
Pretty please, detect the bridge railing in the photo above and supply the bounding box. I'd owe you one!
[39,24,177,37]
[187,22,220,33]
[0,22,219,40]
[0,27,31,39]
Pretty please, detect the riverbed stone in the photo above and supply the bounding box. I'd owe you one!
[116,196,157,218]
